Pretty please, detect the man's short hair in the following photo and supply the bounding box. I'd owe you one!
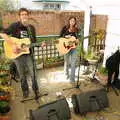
[18,8,30,16]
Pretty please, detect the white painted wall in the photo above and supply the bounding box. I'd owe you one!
[69,0,120,66]
[102,13,120,67]
[90,5,120,67]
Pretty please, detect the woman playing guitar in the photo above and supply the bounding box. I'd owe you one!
[60,16,80,86]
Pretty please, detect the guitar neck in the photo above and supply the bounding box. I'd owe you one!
[30,33,98,48]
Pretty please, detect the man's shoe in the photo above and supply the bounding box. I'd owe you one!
[34,90,40,95]
[23,91,29,98]
[66,75,70,80]
[34,90,40,100]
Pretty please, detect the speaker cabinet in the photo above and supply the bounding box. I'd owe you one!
[72,88,109,114]
[29,98,71,120]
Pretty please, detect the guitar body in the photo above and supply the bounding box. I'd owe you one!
[4,37,31,59]
[55,37,77,55]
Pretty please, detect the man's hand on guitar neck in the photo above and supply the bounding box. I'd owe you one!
[41,41,46,48]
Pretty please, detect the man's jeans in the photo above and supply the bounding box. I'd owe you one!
[14,54,39,94]
[64,49,77,82]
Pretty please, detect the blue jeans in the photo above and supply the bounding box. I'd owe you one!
[14,54,39,94]
[64,49,77,82]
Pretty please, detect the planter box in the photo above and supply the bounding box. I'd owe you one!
[44,61,64,68]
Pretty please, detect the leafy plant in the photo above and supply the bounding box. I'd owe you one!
[88,29,105,53]
[84,50,99,60]
[0,0,16,11]
[0,56,10,86]
[98,66,108,76]
[0,85,13,93]
[44,56,64,64]
[0,101,10,114]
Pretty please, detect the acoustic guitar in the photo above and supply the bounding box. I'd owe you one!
[3,37,33,59]
[55,34,97,55]
[55,36,78,55]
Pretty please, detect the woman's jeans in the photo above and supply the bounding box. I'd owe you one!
[14,54,39,95]
[64,49,77,83]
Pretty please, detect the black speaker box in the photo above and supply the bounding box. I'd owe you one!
[72,88,109,114]
[29,98,71,120]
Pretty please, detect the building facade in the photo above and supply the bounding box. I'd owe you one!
[17,0,70,10]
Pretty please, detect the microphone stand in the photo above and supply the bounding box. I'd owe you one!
[21,25,48,103]
[63,54,81,91]
[63,37,83,91]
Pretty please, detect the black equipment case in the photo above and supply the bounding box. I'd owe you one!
[29,98,71,120]
[72,88,109,114]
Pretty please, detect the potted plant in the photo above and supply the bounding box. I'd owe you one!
[0,101,10,114]
[36,58,44,69]
[44,56,64,68]
[96,66,108,85]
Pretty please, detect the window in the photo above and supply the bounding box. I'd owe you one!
[44,4,49,9]
[43,3,61,10]
[55,4,61,10]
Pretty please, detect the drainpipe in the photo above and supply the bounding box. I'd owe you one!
[83,6,92,53]
[0,11,3,31]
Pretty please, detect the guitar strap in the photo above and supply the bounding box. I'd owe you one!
[26,25,33,42]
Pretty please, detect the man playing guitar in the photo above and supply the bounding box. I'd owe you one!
[0,8,45,98]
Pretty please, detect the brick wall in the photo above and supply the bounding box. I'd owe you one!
[91,15,108,30]
[1,10,84,35]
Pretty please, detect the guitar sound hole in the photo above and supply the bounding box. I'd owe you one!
[21,44,27,48]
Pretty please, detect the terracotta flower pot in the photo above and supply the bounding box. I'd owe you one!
[0,115,11,120]
[96,72,108,85]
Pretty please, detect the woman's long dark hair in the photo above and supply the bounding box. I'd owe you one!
[66,16,78,32]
